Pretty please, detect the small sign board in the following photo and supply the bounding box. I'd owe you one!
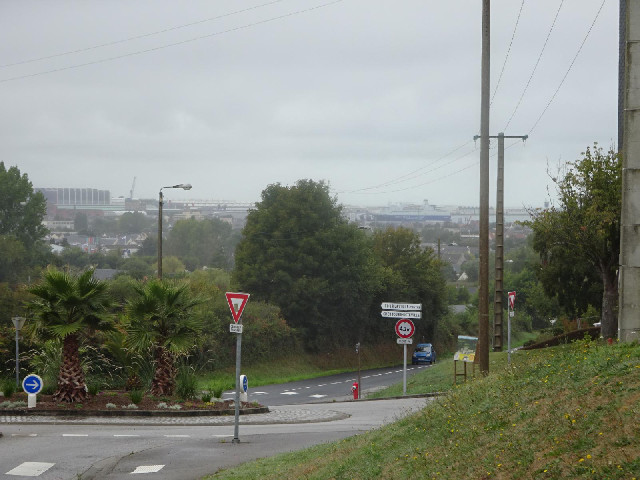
[22,374,43,395]
[241,375,248,393]
[508,291,516,311]
[381,310,422,319]
[395,319,415,338]
[397,338,413,345]
[226,292,250,323]
[381,302,422,311]
[230,323,243,334]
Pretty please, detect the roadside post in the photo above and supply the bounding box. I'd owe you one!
[355,342,361,400]
[12,317,26,387]
[226,292,250,444]
[22,373,43,408]
[395,319,415,395]
[507,291,516,364]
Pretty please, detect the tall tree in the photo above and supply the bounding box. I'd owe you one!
[526,144,621,338]
[126,280,203,396]
[165,217,239,270]
[233,180,377,350]
[0,163,50,283]
[371,227,447,343]
[27,267,113,402]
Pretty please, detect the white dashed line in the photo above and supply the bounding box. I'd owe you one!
[131,465,165,474]
[280,391,298,395]
[62,434,89,437]
[164,435,189,438]
[11,434,37,437]
[114,434,140,437]
[309,394,327,398]
[6,462,55,477]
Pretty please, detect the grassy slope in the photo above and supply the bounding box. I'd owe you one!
[205,339,640,479]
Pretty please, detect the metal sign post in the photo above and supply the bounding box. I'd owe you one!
[507,291,516,365]
[395,319,415,395]
[226,292,249,444]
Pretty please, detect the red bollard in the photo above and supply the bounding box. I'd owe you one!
[351,381,359,400]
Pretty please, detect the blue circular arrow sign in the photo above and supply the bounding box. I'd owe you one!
[22,374,43,394]
[241,375,248,393]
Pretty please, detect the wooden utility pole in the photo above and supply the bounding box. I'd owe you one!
[478,0,491,374]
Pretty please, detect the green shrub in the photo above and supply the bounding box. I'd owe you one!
[128,390,143,405]
[175,367,198,400]
[201,391,213,402]
[88,383,100,396]
[1,378,16,398]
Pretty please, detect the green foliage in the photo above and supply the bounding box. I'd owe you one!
[175,367,198,400]
[233,180,378,350]
[125,279,203,355]
[128,389,143,405]
[0,163,50,284]
[525,144,621,338]
[1,378,16,398]
[165,217,240,270]
[27,267,114,341]
[87,383,100,396]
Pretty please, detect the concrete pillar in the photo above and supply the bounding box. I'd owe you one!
[619,3,640,343]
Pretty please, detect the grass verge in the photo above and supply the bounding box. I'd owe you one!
[197,343,403,389]
[205,337,640,479]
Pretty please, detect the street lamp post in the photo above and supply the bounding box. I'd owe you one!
[157,184,192,279]
[12,317,26,387]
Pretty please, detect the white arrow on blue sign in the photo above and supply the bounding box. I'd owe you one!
[22,374,43,394]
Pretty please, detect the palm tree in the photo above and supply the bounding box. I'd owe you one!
[28,267,113,403]
[126,279,203,396]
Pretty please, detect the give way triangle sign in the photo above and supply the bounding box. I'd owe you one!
[226,292,250,323]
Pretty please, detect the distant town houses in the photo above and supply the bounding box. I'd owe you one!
[38,186,535,262]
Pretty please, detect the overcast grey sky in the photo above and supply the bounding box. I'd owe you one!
[0,0,618,208]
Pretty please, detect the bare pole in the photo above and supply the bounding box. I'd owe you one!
[157,190,163,279]
[478,0,491,374]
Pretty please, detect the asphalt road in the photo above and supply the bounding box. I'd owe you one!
[1,397,432,479]
[226,363,432,405]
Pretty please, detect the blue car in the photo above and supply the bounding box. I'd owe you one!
[411,343,436,365]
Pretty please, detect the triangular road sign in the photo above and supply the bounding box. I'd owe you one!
[226,292,250,323]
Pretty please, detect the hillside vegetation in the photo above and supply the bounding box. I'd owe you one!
[207,339,640,479]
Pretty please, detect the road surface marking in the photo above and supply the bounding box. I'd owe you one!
[62,434,88,437]
[317,384,326,387]
[280,391,298,395]
[164,434,189,438]
[309,394,327,398]
[6,462,55,476]
[114,434,140,437]
[131,465,165,474]
[252,391,268,395]
[11,434,37,437]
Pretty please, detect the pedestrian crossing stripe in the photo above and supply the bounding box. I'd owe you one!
[6,462,55,476]
[131,465,165,474]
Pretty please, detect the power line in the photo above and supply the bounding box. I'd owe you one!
[343,140,473,194]
[527,0,607,135]
[490,0,525,106]
[0,0,289,69]
[0,0,345,84]
[502,0,565,131]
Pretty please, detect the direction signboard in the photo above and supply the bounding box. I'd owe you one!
[395,319,415,338]
[225,292,250,323]
[397,338,413,345]
[22,374,43,395]
[381,302,422,311]
[381,310,421,319]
